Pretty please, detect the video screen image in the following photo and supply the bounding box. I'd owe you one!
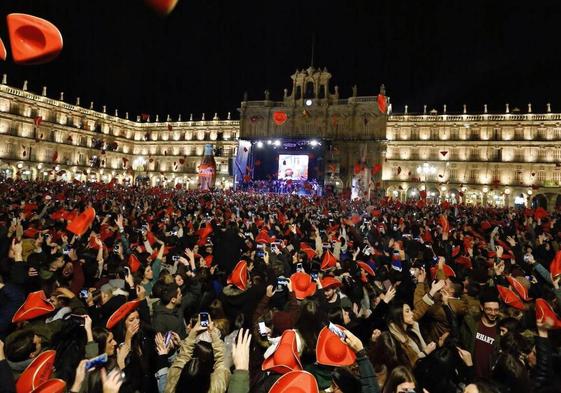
[278,154,309,180]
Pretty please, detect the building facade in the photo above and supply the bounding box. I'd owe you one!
[1,70,560,209]
[384,106,561,209]
[239,66,387,196]
[0,77,238,189]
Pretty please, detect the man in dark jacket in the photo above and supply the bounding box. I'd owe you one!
[153,282,201,339]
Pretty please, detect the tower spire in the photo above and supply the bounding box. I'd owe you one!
[310,33,316,68]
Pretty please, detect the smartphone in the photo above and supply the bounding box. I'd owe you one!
[276,277,289,291]
[79,289,89,299]
[256,250,265,258]
[410,268,418,277]
[362,245,371,256]
[311,271,319,281]
[85,353,108,370]
[172,255,180,262]
[258,322,268,336]
[244,232,252,237]
[63,245,72,255]
[164,331,173,347]
[113,244,120,253]
[322,243,331,249]
[296,263,304,273]
[256,244,264,249]
[69,314,85,326]
[199,312,209,328]
[328,322,346,340]
[523,254,531,262]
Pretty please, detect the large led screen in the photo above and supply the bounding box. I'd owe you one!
[278,154,309,180]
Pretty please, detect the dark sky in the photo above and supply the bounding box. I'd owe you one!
[0,0,559,118]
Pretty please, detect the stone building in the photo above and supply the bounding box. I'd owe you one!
[384,104,561,209]
[0,77,238,189]
[239,66,387,196]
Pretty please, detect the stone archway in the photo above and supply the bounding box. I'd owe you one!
[531,194,548,209]
[406,186,420,201]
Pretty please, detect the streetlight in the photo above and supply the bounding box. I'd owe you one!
[416,163,436,199]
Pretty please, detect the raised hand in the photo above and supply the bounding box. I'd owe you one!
[232,328,252,371]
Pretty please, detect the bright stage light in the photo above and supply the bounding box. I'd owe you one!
[305,99,313,106]
[267,140,272,145]
[256,141,264,148]
[310,140,319,147]
[273,140,281,147]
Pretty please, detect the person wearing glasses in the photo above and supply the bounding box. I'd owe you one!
[460,289,501,379]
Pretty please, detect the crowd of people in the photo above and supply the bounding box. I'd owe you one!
[0,178,560,393]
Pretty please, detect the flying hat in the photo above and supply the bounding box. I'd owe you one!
[550,250,561,279]
[299,243,317,260]
[451,246,461,257]
[262,330,302,374]
[256,230,273,244]
[16,350,56,393]
[321,250,337,270]
[12,290,55,323]
[290,272,317,300]
[7,13,63,65]
[455,256,472,269]
[197,224,213,246]
[267,370,319,393]
[227,260,248,291]
[30,379,66,393]
[320,276,341,290]
[506,276,531,302]
[497,285,525,311]
[66,207,96,236]
[106,300,141,330]
[316,325,356,367]
[535,298,561,329]
[430,264,456,280]
[128,254,141,273]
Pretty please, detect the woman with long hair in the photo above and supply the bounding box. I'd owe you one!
[386,302,436,368]
[382,366,417,393]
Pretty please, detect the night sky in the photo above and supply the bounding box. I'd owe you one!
[0,0,559,118]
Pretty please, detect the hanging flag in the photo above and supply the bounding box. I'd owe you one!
[377,94,387,113]
[372,163,382,175]
[52,151,58,162]
[33,116,42,127]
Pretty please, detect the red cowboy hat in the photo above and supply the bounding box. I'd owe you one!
[550,251,561,279]
[7,13,63,65]
[31,379,66,393]
[106,300,141,330]
[227,260,248,291]
[497,285,525,311]
[455,256,472,269]
[12,290,55,323]
[321,250,337,270]
[66,207,96,236]
[316,325,356,367]
[357,261,375,277]
[197,225,213,246]
[507,276,531,302]
[262,330,302,374]
[268,371,319,393]
[430,264,456,280]
[451,246,461,257]
[320,276,341,290]
[255,230,272,244]
[535,298,561,329]
[290,272,317,300]
[16,350,56,393]
[128,254,141,273]
[299,243,317,260]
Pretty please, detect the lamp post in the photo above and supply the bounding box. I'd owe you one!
[416,163,436,201]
